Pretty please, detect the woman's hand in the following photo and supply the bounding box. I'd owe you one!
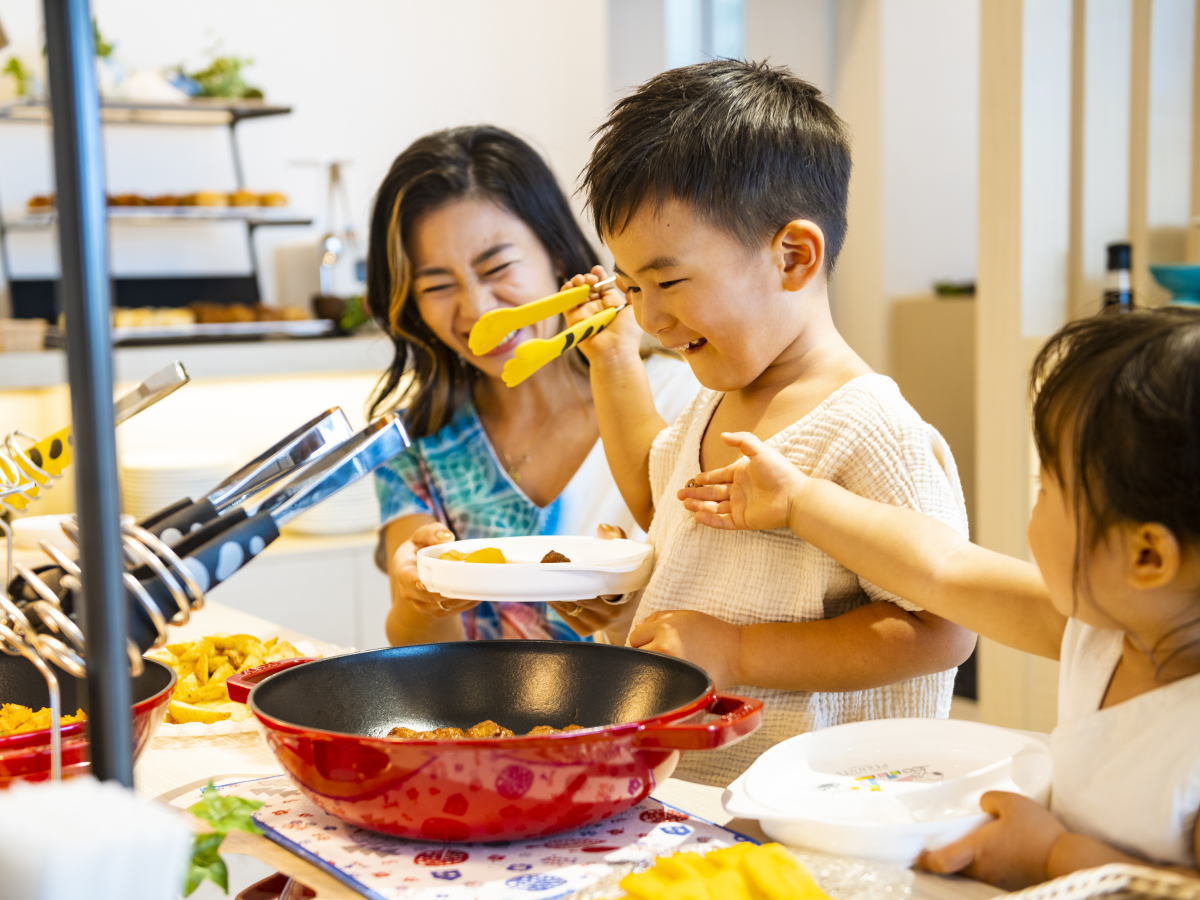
[917,792,1067,891]
[677,432,806,532]
[561,265,642,366]
[393,522,480,619]
[628,610,743,690]
[549,523,636,637]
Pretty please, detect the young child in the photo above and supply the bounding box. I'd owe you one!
[680,308,1200,887]
[561,59,975,786]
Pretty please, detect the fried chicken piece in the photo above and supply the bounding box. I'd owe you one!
[467,719,515,738]
[540,550,572,563]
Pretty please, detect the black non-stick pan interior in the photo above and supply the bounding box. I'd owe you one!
[251,641,712,738]
[0,654,172,711]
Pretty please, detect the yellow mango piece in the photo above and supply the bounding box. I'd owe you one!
[464,547,507,564]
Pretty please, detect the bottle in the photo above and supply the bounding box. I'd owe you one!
[1103,242,1134,311]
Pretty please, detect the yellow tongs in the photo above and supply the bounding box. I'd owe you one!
[467,277,622,388]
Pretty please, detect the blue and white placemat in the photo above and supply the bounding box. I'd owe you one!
[191,775,755,900]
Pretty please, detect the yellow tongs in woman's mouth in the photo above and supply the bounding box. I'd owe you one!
[467,276,623,387]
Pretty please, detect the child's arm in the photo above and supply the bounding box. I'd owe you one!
[678,432,1065,660]
[564,267,665,530]
[917,791,1200,890]
[630,603,973,692]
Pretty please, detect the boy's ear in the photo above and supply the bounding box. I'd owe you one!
[1125,522,1181,591]
[773,219,825,292]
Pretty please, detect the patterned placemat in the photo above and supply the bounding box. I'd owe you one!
[191,775,756,899]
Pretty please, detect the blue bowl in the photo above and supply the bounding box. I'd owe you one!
[1150,264,1200,307]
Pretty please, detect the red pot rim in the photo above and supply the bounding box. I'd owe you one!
[0,657,176,752]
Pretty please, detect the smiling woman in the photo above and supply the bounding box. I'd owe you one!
[363,126,697,648]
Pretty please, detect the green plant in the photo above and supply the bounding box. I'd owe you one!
[2,57,30,97]
[184,55,263,100]
[184,783,264,896]
[92,19,113,58]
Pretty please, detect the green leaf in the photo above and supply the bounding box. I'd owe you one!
[184,832,227,896]
[188,783,264,836]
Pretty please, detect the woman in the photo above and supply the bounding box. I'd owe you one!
[366,125,695,646]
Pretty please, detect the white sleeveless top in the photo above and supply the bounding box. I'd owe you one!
[633,374,968,786]
[1051,619,1200,866]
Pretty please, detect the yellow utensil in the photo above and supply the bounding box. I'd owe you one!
[467,276,616,357]
[500,303,626,388]
[1,361,189,513]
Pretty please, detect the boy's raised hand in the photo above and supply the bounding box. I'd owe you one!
[561,265,642,365]
[677,432,805,531]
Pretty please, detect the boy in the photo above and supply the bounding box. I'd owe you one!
[566,59,974,785]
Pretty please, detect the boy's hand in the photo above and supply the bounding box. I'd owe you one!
[677,432,805,531]
[628,610,743,689]
[917,792,1066,891]
[561,266,642,366]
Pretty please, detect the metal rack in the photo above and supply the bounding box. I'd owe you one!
[0,97,313,317]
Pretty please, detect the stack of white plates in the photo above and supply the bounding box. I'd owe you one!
[281,476,378,536]
[120,456,232,522]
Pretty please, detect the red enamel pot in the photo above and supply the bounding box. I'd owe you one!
[0,654,175,786]
[227,641,761,842]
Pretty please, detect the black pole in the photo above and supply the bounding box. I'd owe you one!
[42,0,133,785]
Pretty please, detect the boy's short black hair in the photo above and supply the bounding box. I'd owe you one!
[582,59,852,269]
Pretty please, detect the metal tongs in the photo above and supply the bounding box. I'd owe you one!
[138,407,353,538]
[467,276,622,387]
[124,414,410,650]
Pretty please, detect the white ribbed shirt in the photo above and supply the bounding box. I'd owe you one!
[634,374,969,786]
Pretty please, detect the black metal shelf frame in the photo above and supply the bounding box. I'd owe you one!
[0,98,306,310]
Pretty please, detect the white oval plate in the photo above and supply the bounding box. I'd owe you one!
[723,717,1052,866]
[416,535,654,603]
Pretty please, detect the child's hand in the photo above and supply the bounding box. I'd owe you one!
[561,265,642,365]
[677,432,805,531]
[628,610,743,689]
[917,792,1066,891]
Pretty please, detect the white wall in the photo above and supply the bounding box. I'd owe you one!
[0,0,610,307]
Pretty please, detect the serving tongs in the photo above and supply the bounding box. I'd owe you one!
[138,406,354,539]
[466,276,623,388]
[1,361,190,514]
[120,413,410,650]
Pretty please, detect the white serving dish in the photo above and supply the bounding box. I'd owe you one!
[415,535,654,603]
[723,717,1052,866]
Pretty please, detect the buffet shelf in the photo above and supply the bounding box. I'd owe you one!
[7,208,313,230]
[0,332,393,389]
[0,98,293,126]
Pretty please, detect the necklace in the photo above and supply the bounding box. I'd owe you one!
[487,373,593,485]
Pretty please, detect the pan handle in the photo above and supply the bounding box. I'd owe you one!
[632,693,763,752]
[226,657,316,703]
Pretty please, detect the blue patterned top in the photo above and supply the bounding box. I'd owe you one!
[374,401,581,641]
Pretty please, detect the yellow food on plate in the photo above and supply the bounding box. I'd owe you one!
[148,634,299,724]
[620,842,834,900]
[0,704,86,737]
[439,547,508,564]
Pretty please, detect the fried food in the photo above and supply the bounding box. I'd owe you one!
[148,634,299,724]
[540,550,571,563]
[388,720,584,740]
[0,704,86,737]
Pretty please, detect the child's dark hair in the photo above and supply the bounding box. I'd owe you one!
[1032,306,1200,581]
[365,125,599,435]
[581,59,851,269]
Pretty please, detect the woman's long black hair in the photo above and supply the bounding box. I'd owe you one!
[365,125,599,436]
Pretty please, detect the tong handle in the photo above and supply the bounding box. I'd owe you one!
[141,497,219,542]
[501,304,625,388]
[468,278,614,356]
